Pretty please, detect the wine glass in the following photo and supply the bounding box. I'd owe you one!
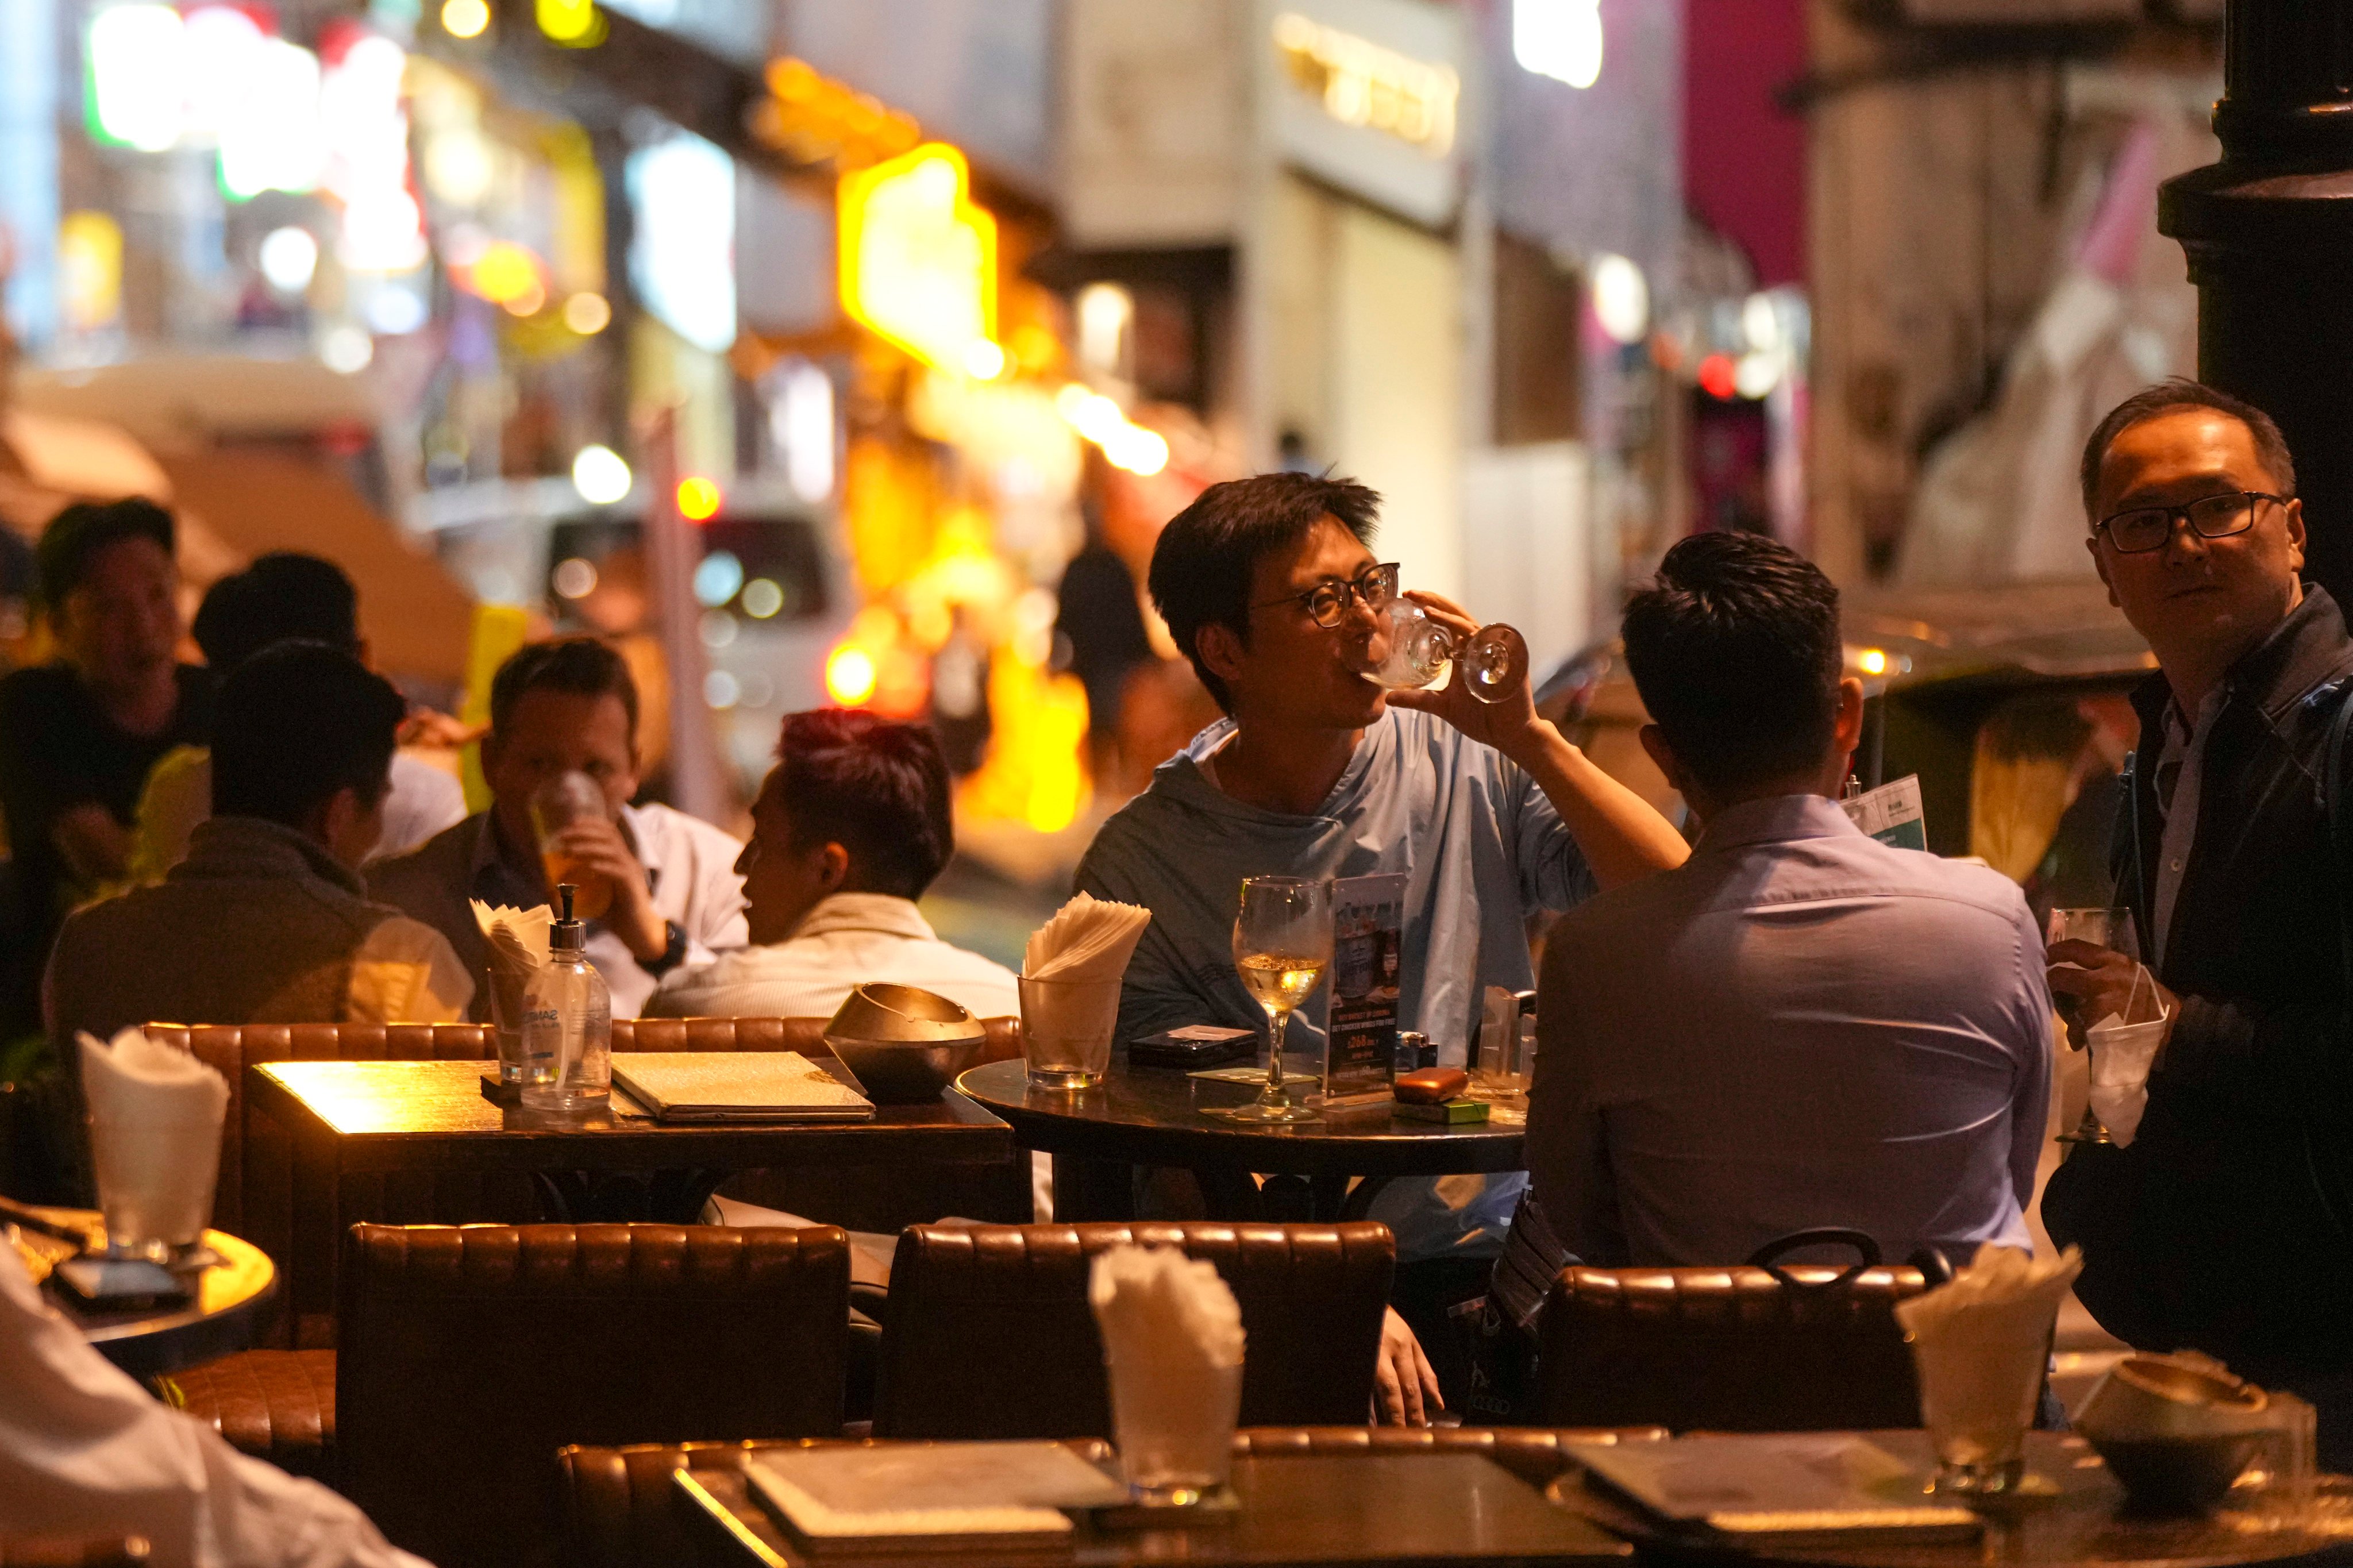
[1227,877,1333,1124]
[1355,596,1530,703]
[2048,907,2140,1145]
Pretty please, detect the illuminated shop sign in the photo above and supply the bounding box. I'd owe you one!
[1273,11,1458,157]
[837,142,998,377]
[1268,0,1466,227]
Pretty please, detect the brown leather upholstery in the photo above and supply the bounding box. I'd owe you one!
[873,1223,1395,1440]
[613,1016,1033,1231]
[610,1015,1022,1064]
[157,1349,336,1480]
[337,1223,850,1568]
[1535,1264,1929,1432]
[0,1541,151,1568]
[144,1023,502,1262]
[559,1426,1669,1568]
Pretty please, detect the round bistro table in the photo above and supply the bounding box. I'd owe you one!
[13,1206,277,1380]
[954,1055,1526,1223]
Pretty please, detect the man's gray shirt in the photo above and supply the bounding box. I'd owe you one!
[1073,706,1597,1258]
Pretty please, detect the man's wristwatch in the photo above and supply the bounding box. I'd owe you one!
[642,920,690,977]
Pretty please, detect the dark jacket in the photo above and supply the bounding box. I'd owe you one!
[2044,585,2353,1391]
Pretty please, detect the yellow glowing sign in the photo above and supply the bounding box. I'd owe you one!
[537,0,604,46]
[58,211,124,333]
[838,143,998,375]
[1273,12,1459,156]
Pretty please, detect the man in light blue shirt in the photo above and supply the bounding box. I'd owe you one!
[1492,531,2052,1330]
[1075,472,1690,1423]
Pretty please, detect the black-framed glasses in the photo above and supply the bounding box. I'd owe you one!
[2094,491,2289,554]
[1253,561,1400,629]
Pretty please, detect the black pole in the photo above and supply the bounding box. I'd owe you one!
[2160,3,2353,610]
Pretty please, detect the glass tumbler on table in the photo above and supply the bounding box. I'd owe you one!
[1019,974,1123,1089]
[1226,876,1333,1124]
[2047,907,2140,1145]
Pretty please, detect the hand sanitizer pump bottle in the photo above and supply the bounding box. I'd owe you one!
[520,883,611,1114]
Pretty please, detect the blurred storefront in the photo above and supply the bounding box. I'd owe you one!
[0,0,1769,848]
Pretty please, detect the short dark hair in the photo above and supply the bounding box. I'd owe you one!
[1146,472,1381,711]
[2080,379,2296,521]
[490,637,640,739]
[36,498,174,613]
[211,642,406,826]
[771,708,953,899]
[1622,531,1844,800]
[192,553,361,670]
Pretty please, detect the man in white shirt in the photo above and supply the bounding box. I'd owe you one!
[369,638,746,1019]
[47,645,474,1044]
[0,1243,426,1568]
[649,709,1016,1020]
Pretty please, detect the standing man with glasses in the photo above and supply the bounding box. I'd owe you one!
[2043,380,2353,1464]
[1073,472,1687,1424]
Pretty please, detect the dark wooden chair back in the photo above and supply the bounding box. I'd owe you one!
[872,1222,1394,1440]
[1534,1264,1929,1431]
[336,1223,849,1568]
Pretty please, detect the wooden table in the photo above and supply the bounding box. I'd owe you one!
[955,1057,1526,1223]
[679,1447,1634,1567]
[248,1057,1013,1330]
[1555,1431,2353,1568]
[11,1207,276,1379]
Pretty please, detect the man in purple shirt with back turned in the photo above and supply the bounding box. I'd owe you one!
[1492,531,2053,1328]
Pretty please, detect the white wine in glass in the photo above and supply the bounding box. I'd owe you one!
[1355,596,1529,704]
[1228,877,1333,1124]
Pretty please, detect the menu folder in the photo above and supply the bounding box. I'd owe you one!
[1572,1434,1983,1547]
[742,1440,1129,1553]
[607,1051,874,1124]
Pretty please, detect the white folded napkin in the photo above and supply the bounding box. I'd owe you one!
[79,1026,228,1128]
[2086,1008,2170,1148]
[471,898,552,976]
[1896,1244,2082,1463]
[1023,892,1151,984]
[78,1027,229,1248]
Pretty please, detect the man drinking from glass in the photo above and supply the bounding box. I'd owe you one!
[2044,380,2353,1466]
[1073,472,1687,1424]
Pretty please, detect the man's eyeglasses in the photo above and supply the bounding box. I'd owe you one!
[2094,491,2289,554]
[1254,563,1401,629]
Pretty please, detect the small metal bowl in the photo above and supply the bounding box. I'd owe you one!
[822,984,987,1104]
[2082,1431,2263,1515]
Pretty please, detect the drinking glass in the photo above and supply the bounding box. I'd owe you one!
[532,770,614,920]
[1354,596,1530,703]
[2047,907,2140,1145]
[1226,877,1333,1123]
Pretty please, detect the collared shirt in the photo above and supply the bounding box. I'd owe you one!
[1075,706,1597,1262]
[367,801,748,1019]
[2151,687,2224,968]
[0,1243,428,1568]
[1491,793,2051,1328]
[646,892,1020,1021]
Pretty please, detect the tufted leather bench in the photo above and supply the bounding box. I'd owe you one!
[1535,1263,1930,1432]
[337,1223,849,1568]
[556,1426,1669,1568]
[873,1222,1396,1439]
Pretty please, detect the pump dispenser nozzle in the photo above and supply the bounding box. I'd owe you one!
[552,882,586,956]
